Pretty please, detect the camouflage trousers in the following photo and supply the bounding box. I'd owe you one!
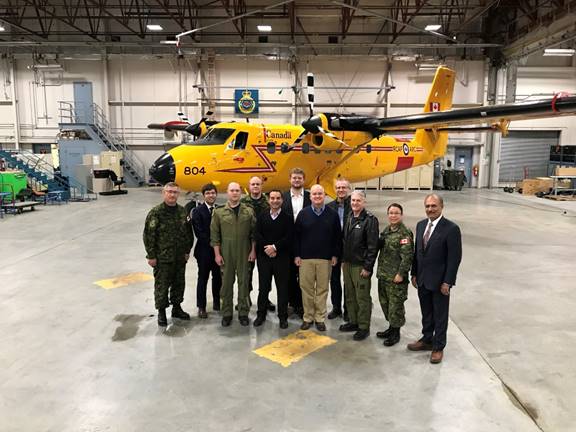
[378,279,408,328]
[153,261,187,309]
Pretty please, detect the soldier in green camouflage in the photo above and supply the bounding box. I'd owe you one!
[143,182,194,327]
[211,182,257,327]
[240,176,275,312]
[376,202,414,346]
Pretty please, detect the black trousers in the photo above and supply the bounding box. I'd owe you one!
[288,258,303,311]
[418,286,450,351]
[257,255,290,320]
[196,256,221,309]
[330,261,345,312]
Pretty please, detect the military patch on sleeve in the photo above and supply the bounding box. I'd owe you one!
[149,218,157,229]
[400,238,409,245]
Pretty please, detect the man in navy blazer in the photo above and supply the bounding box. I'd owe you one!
[408,193,462,364]
[191,183,221,318]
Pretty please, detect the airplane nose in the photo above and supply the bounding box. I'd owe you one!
[149,153,176,184]
[302,115,322,134]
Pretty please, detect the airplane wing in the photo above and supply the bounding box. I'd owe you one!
[339,94,576,133]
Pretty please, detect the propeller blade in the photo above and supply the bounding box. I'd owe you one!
[177,112,190,123]
[317,126,350,149]
[307,73,315,116]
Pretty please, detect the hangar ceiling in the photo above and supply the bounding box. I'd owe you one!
[0,0,575,61]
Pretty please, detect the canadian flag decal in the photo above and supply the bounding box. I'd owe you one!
[430,102,440,112]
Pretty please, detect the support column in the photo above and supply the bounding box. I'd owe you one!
[9,56,20,150]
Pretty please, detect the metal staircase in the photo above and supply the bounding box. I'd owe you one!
[58,101,147,186]
[0,149,95,201]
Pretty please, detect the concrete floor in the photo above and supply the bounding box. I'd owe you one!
[0,188,574,432]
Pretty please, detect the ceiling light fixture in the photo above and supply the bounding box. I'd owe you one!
[543,48,575,56]
[425,24,442,31]
[257,25,272,32]
[0,26,5,32]
[147,24,163,31]
[160,40,178,45]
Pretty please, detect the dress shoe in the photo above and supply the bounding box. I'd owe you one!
[239,316,250,326]
[267,301,276,312]
[343,311,350,322]
[279,320,289,329]
[300,321,312,330]
[430,350,444,364]
[315,321,326,331]
[353,329,370,341]
[383,328,400,346]
[171,304,190,320]
[253,316,266,327]
[327,309,342,320]
[339,322,359,332]
[407,340,433,351]
[157,308,167,327]
[376,326,392,339]
[198,308,208,319]
[221,316,232,327]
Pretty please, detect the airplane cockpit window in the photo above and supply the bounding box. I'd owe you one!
[232,132,249,150]
[194,128,235,145]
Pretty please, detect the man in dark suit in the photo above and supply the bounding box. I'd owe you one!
[190,183,221,319]
[254,190,294,329]
[408,193,462,364]
[281,167,311,318]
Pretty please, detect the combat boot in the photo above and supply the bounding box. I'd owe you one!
[157,308,167,327]
[383,327,400,346]
[376,326,392,339]
[171,304,191,320]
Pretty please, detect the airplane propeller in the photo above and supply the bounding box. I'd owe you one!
[147,110,217,139]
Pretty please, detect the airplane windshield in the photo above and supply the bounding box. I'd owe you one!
[193,128,235,145]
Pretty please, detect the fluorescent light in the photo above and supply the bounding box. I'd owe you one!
[0,26,5,32]
[543,48,575,56]
[257,25,272,32]
[147,24,163,31]
[160,40,178,45]
[425,24,442,31]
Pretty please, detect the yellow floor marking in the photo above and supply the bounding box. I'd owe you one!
[94,272,153,290]
[253,330,337,368]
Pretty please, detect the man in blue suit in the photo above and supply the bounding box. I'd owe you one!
[408,194,462,364]
[191,183,221,318]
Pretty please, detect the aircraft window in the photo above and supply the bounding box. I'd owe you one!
[194,128,235,145]
[233,132,249,150]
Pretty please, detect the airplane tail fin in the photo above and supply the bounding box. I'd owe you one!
[414,66,456,158]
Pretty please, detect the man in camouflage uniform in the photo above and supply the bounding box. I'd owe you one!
[240,176,275,312]
[376,203,414,346]
[143,182,194,327]
[339,190,379,341]
[211,182,257,327]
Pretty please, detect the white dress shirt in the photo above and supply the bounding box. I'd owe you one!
[290,188,304,221]
[424,214,443,241]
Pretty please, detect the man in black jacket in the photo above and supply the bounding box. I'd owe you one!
[281,168,311,318]
[326,179,352,320]
[408,193,462,364]
[190,183,221,318]
[254,190,294,329]
[294,184,342,331]
[339,190,379,341]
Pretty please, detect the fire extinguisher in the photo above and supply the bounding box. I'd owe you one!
[473,165,479,177]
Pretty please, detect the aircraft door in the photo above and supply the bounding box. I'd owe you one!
[454,147,473,188]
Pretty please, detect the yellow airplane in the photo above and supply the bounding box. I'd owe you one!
[148,67,576,197]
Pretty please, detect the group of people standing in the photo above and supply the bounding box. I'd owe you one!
[143,168,462,364]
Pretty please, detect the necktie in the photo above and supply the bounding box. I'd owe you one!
[423,222,433,248]
[209,206,214,216]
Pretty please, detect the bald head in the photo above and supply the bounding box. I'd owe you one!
[227,182,242,206]
[248,176,263,198]
[310,184,325,208]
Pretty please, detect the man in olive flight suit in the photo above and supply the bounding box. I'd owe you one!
[339,190,379,341]
[211,182,257,327]
[143,182,194,327]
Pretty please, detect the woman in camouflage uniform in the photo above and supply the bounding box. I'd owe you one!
[376,203,414,346]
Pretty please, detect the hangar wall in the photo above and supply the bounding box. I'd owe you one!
[0,55,574,188]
